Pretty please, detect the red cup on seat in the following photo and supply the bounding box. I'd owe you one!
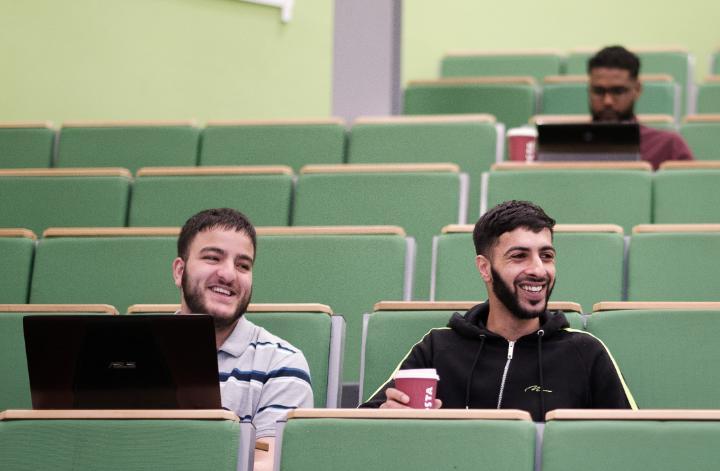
[507,127,537,161]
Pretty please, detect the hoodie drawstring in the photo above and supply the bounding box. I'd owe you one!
[537,329,546,421]
[464,334,486,409]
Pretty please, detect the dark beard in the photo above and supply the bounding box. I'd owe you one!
[591,104,636,123]
[181,271,250,329]
[490,267,553,320]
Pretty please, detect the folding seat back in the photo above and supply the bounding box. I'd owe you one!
[57,121,199,173]
[0,229,36,304]
[0,169,131,235]
[129,166,294,227]
[277,409,535,471]
[0,122,55,168]
[404,77,537,129]
[588,302,720,408]
[712,51,720,75]
[680,114,720,160]
[30,228,179,313]
[200,118,346,173]
[440,50,563,82]
[251,227,412,384]
[695,77,720,114]
[653,162,720,223]
[432,224,624,313]
[627,225,720,301]
[485,162,653,234]
[360,301,582,403]
[347,115,501,218]
[531,113,676,130]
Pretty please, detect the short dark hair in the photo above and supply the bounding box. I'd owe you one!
[177,208,257,260]
[587,45,640,79]
[473,200,555,256]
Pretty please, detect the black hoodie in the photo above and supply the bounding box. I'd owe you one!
[360,302,635,421]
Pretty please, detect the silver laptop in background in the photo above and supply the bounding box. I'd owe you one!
[536,122,641,162]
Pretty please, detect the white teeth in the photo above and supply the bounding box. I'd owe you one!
[521,285,543,292]
[211,287,232,296]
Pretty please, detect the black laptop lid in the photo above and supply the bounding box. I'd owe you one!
[536,122,640,161]
[23,314,221,409]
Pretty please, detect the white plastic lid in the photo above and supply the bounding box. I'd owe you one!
[394,368,439,381]
[506,126,538,138]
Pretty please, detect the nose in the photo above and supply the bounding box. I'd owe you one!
[525,254,545,277]
[602,92,615,107]
[215,259,237,283]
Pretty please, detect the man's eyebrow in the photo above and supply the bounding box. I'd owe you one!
[503,245,556,255]
[199,246,225,255]
[235,254,254,264]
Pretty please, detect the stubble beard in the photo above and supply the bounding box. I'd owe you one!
[181,270,251,329]
[490,266,554,321]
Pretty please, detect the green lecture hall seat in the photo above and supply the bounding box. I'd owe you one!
[543,410,720,471]
[359,301,583,404]
[0,168,131,236]
[403,77,538,130]
[680,114,720,160]
[276,409,536,471]
[586,302,720,408]
[484,162,652,234]
[347,114,500,219]
[200,118,346,173]
[56,120,200,173]
[627,224,720,302]
[0,410,242,471]
[250,226,412,388]
[0,122,55,168]
[129,166,294,227]
[653,162,720,223]
[694,77,720,113]
[440,49,563,82]
[712,50,720,75]
[0,304,117,411]
[29,228,180,313]
[0,229,36,304]
[127,302,345,408]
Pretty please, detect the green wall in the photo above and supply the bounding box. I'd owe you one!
[0,0,333,123]
[403,0,719,84]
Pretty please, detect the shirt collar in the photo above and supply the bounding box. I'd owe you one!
[217,316,252,358]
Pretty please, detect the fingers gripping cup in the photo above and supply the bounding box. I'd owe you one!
[507,127,538,161]
[394,369,439,409]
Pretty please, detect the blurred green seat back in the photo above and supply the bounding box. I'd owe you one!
[0,305,117,411]
[440,50,563,82]
[0,169,131,236]
[404,78,537,129]
[30,229,179,313]
[543,410,720,471]
[485,164,652,234]
[653,166,720,223]
[627,226,720,301]
[0,410,240,471]
[587,302,720,408]
[360,301,583,403]
[251,227,411,385]
[200,119,346,173]
[0,122,55,168]
[278,409,536,471]
[432,224,624,313]
[680,115,720,160]
[0,229,36,304]
[129,166,293,227]
[57,121,199,173]
[712,52,720,75]
[347,115,500,219]
[700,81,720,113]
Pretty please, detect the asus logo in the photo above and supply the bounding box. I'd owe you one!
[108,361,137,369]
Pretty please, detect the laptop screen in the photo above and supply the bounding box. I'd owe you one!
[536,122,641,161]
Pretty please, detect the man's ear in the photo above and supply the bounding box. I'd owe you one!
[475,254,492,283]
[634,79,642,98]
[172,257,185,289]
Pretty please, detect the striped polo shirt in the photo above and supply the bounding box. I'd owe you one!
[218,316,313,438]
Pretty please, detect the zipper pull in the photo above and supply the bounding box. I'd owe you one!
[507,340,515,360]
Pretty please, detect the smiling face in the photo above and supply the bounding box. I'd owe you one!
[173,228,254,331]
[589,67,641,122]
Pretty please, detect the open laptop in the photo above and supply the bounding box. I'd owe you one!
[535,122,640,162]
[23,314,221,409]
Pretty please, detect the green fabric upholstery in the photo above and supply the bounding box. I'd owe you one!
[0,418,239,471]
[653,169,720,223]
[129,173,293,227]
[587,308,720,408]
[0,234,34,303]
[564,52,592,74]
[441,53,563,82]
[0,174,130,235]
[0,127,54,168]
[485,169,652,234]
[627,231,720,301]
[252,233,408,383]
[433,230,623,313]
[279,416,535,471]
[347,118,497,218]
[543,419,720,471]
[200,122,345,173]
[57,125,199,173]
[696,82,720,113]
[30,235,178,312]
[404,82,536,129]
[680,120,720,160]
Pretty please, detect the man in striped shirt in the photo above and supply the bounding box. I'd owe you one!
[172,208,313,469]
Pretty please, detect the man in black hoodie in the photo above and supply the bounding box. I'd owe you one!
[360,200,636,420]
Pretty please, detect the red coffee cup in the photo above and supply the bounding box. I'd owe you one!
[394,368,439,409]
[507,127,538,162]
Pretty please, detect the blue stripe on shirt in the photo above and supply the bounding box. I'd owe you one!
[219,367,312,385]
[249,341,297,354]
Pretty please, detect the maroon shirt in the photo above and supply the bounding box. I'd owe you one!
[640,125,693,170]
